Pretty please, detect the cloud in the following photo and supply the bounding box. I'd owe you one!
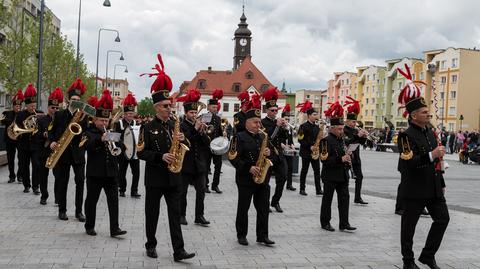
[46,0,480,99]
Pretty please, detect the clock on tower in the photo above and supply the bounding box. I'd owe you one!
[233,10,251,70]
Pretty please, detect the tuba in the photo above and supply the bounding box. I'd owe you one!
[168,114,190,173]
[311,121,326,160]
[253,129,273,184]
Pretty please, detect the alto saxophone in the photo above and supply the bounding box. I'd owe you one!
[168,114,189,173]
[311,122,325,160]
[253,129,273,184]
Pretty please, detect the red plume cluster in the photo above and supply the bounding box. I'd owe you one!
[176,89,201,103]
[24,84,37,98]
[68,78,87,95]
[87,96,98,107]
[212,89,224,100]
[246,93,261,110]
[296,100,313,113]
[140,54,173,94]
[396,63,426,117]
[324,101,344,118]
[13,89,24,102]
[122,93,137,106]
[96,89,113,110]
[283,103,291,113]
[344,96,360,114]
[217,101,221,112]
[49,87,64,102]
[237,91,250,103]
[262,87,278,101]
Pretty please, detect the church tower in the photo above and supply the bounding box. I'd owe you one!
[233,7,252,70]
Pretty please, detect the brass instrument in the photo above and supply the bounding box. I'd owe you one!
[311,121,326,160]
[168,114,190,173]
[11,112,38,139]
[103,127,122,156]
[253,129,273,184]
[136,126,145,152]
[221,118,229,136]
[399,136,413,160]
[109,108,124,130]
[227,136,238,160]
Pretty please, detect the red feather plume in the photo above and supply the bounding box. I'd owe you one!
[48,87,64,103]
[87,96,98,107]
[212,89,224,100]
[249,93,261,110]
[262,87,278,101]
[140,53,173,94]
[24,84,37,98]
[325,101,344,118]
[13,89,24,102]
[176,89,201,103]
[96,89,113,110]
[344,96,360,114]
[297,100,313,113]
[283,103,291,113]
[217,101,221,112]
[237,91,250,103]
[122,93,137,107]
[396,63,427,117]
[67,78,87,95]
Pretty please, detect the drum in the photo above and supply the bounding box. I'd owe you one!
[210,137,229,155]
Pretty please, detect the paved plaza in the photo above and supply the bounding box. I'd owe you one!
[0,151,479,268]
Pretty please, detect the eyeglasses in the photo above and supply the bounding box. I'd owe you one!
[160,104,172,108]
[269,109,278,112]
[51,107,59,110]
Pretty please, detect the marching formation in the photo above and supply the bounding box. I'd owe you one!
[0,56,449,268]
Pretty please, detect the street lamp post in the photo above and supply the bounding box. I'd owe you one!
[113,64,128,93]
[36,0,45,108]
[105,50,124,90]
[95,28,120,95]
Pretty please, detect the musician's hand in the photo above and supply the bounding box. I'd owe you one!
[101,133,108,142]
[310,145,317,151]
[276,118,284,126]
[194,120,203,131]
[263,148,271,157]
[442,187,446,194]
[249,166,260,177]
[281,143,287,149]
[359,130,368,138]
[177,132,185,141]
[162,153,175,164]
[432,145,446,159]
[50,141,58,150]
[342,155,351,163]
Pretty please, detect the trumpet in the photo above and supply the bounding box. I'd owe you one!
[103,127,122,156]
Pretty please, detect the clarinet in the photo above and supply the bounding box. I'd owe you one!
[432,128,447,173]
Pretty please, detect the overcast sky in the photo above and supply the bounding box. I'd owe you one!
[46,0,480,100]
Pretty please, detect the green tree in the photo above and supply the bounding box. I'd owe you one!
[137,97,155,116]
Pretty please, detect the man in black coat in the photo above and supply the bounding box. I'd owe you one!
[229,99,274,246]
[281,105,296,191]
[48,79,89,222]
[179,91,211,226]
[205,90,224,194]
[319,112,356,232]
[84,91,127,237]
[1,90,23,183]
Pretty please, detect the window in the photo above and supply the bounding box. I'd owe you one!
[346,79,349,85]
[232,83,241,92]
[223,103,230,112]
[373,74,376,80]
[108,83,111,87]
[261,84,269,92]
[366,86,369,93]
[366,98,369,104]
[439,107,444,116]
[440,60,447,70]
[440,92,444,100]
[372,86,375,92]
[197,79,206,89]
[450,91,456,99]
[354,94,357,99]
[114,91,120,97]
[115,83,119,88]
[245,71,253,79]
[441,76,446,84]
[340,91,343,96]
[452,75,457,83]
[382,103,385,109]
[367,75,370,81]
[365,110,368,116]
[372,98,375,104]
[234,103,240,112]
[448,123,455,131]
[452,58,458,68]
[448,107,456,115]
[371,109,374,115]
[412,74,415,80]
[306,94,311,99]
[420,72,424,80]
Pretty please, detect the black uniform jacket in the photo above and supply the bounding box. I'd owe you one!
[1,110,17,144]
[85,126,119,178]
[298,120,319,158]
[207,114,223,140]
[397,123,446,200]
[15,109,41,150]
[233,111,246,133]
[320,133,349,183]
[31,114,52,158]
[48,109,88,165]
[229,130,267,187]
[137,117,185,187]
[180,118,210,174]
[343,125,367,165]
[261,116,287,162]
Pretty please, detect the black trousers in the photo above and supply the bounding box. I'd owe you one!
[284,155,294,188]
[236,183,270,240]
[32,148,49,200]
[401,197,450,262]
[18,148,37,189]
[267,156,287,206]
[6,142,19,180]
[145,185,185,254]
[206,153,222,188]
[53,162,85,214]
[84,176,119,232]
[299,157,321,192]
[320,181,350,227]
[180,172,206,218]
[395,182,403,212]
[352,164,364,201]
[118,157,140,194]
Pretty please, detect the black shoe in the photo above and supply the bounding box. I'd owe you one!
[354,199,369,205]
[238,237,249,246]
[321,224,335,232]
[180,216,188,225]
[286,185,296,191]
[173,250,195,262]
[110,228,127,237]
[418,256,440,269]
[403,261,420,269]
[205,188,211,193]
[8,178,15,183]
[76,213,86,222]
[58,212,68,221]
[131,192,141,198]
[421,209,430,216]
[272,203,283,213]
[119,191,126,197]
[40,199,47,205]
[257,238,275,245]
[339,224,357,232]
[86,229,97,236]
[23,187,30,193]
[194,216,210,226]
[212,186,223,194]
[17,178,22,183]
[268,208,272,213]
[395,209,404,215]
[33,188,40,195]
[316,190,323,195]
[146,248,158,258]
[299,190,307,196]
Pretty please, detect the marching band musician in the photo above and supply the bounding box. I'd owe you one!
[281,104,297,191]
[1,90,23,183]
[233,90,250,133]
[229,94,275,246]
[343,97,369,205]
[261,87,288,213]
[297,100,323,196]
[32,88,63,205]
[16,84,42,194]
[205,89,224,194]
[114,93,141,198]
[177,89,211,226]
[137,54,195,261]
[83,90,127,237]
[396,64,449,269]
[49,78,89,222]
[320,102,356,232]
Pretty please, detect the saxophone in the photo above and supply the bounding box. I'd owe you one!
[167,114,189,173]
[45,110,83,169]
[311,122,325,160]
[253,129,273,184]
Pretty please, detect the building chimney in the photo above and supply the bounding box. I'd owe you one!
[207,66,212,72]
